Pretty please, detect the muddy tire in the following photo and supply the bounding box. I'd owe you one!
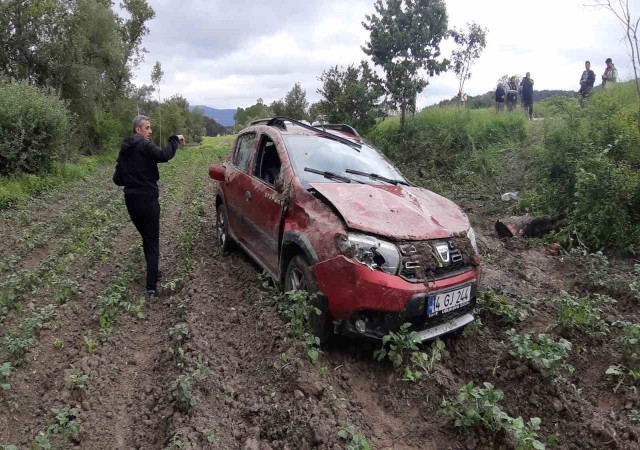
[216,202,233,252]
[284,255,332,344]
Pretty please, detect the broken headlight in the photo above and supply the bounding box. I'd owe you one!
[467,227,479,254]
[336,233,400,275]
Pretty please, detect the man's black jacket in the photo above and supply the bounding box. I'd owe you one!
[113,135,179,196]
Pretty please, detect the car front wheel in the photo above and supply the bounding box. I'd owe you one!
[284,255,332,344]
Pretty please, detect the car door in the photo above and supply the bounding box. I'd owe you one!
[242,132,286,276]
[224,132,257,244]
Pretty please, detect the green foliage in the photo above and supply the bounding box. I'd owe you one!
[523,83,640,253]
[0,362,13,391]
[337,426,371,450]
[402,338,446,382]
[507,329,574,380]
[83,335,97,354]
[316,61,385,134]
[440,382,552,450]
[2,334,33,363]
[362,0,449,127]
[33,407,80,449]
[168,323,189,341]
[606,364,640,393]
[234,98,272,131]
[277,290,322,362]
[613,321,640,359]
[374,323,419,368]
[68,372,89,390]
[0,80,72,176]
[553,291,612,336]
[477,289,533,323]
[170,359,213,412]
[449,22,488,99]
[630,265,640,299]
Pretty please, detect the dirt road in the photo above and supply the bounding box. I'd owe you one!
[1,136,639,450]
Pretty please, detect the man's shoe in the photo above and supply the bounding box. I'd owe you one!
[146,289,157,298]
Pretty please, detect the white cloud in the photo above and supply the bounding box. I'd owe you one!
[133,0,638,110]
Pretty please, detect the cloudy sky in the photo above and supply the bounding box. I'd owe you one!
[132,0,636,111]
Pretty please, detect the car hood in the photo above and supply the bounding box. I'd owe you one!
[309,183,470,240]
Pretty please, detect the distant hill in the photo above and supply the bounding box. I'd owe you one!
[435,89,577,109]
[191,105,236,127]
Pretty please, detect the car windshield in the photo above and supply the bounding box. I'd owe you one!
[283,135,406,186]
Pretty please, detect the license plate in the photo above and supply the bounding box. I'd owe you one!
[428,285,472,316]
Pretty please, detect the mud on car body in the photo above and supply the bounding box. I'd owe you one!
[209,117,480,343]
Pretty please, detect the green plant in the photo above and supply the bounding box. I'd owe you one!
[613,321,640,358]
[374,323,419,368]
[33,407,80,449]
[2,334,33,363]
[403,338,446,382]
[554,291,612,336]
[337,426,371,450]
[68,372,89,390]
[0,362,13,390]
[587,251,610,288]
[83,335,97,353]
[277,290,322,362]
[1,445,18,450]
[53,339,64,349]
[440,382,553,449]
[170,359,213,412]
[477,289,533,323]
[606,364,640,393]
[630,265,640,300]
[201,428,220,443]
[507,329,574,380]
[165,433,184,450]
[168,323,189,341]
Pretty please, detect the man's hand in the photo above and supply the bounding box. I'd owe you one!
[176,134,185,146]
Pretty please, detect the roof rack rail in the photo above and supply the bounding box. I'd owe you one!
[314,123,360,137]
[265,116,362,151]
[249,118,271,126]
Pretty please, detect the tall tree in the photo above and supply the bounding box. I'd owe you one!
[449,22,488,105]
[151,61,164,141]
[316,61,385,134]
[362,0,449,129]
[283,82,309,119]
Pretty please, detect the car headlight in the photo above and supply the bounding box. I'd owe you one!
[336,233,400,275]
[467,226,479,254]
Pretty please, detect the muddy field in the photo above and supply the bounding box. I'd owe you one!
[1,136,639,450]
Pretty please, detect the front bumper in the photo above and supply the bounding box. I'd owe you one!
[311,255,479,339]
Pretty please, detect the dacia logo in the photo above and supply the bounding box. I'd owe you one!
[435,243,450,263]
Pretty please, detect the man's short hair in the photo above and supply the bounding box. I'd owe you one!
[605,57,612,63]
[133,115,150,134]
[585,60,591,64]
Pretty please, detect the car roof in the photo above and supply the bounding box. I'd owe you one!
[242,117,364,148]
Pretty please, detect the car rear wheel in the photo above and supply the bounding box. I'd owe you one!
[284,255,332,344]
[216,203,233,252]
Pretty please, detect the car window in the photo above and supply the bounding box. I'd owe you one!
[253,135,281,186]
[282,135,405,185]
[233,133,256,172]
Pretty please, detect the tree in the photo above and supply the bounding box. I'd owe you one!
[151,61,164,142]
[362,0,449,130]
[316,61,385,134]
[203,116,227,136]
[283,82,309,119]
[234,98,272,131]
[588,0,640,134]
[449,22,488,105]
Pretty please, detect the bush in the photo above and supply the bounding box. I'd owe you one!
[523,83,640,253]
[0,80,72,176]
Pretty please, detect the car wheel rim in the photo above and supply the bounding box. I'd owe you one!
[290,268,307,291]
[217,210,226,246]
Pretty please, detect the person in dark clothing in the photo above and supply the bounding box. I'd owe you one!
[495,82,506,112]
[113,115,184,297]
[520,72,534,119]
[506,79,518,112]
[579,60,596,99]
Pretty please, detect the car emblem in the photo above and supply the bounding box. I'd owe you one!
[435,244,450,263]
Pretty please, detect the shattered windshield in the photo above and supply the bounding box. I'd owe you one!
[283,135,406,186]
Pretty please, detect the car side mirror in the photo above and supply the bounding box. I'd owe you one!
[274,175,285,193]
[208,163,225,182]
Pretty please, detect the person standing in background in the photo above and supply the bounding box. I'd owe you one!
[579,61,596,99]
[520,72,534,119]
[495,82,506,112]
[602,58,618,87]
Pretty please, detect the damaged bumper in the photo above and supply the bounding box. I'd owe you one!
[311,255,478,340]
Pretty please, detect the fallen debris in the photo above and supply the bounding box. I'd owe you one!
[495,213,564,238]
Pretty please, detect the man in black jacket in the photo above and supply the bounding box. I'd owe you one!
[520,72,534,119]
[579,61,596,99]
[113,115,184,297]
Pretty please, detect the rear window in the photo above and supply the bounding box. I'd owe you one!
[282,135,405,185]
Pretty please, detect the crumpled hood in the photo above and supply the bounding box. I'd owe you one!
[309,183,470,240]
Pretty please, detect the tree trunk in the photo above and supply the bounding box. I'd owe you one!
[495,213,565,238]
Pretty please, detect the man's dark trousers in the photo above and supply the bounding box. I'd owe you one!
[125,194,160,291]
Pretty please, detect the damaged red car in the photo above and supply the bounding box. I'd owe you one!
[208,117,480,343]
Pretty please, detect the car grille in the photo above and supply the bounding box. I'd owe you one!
[398,239,473,283]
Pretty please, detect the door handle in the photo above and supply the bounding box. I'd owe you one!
[245,191,252,200]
